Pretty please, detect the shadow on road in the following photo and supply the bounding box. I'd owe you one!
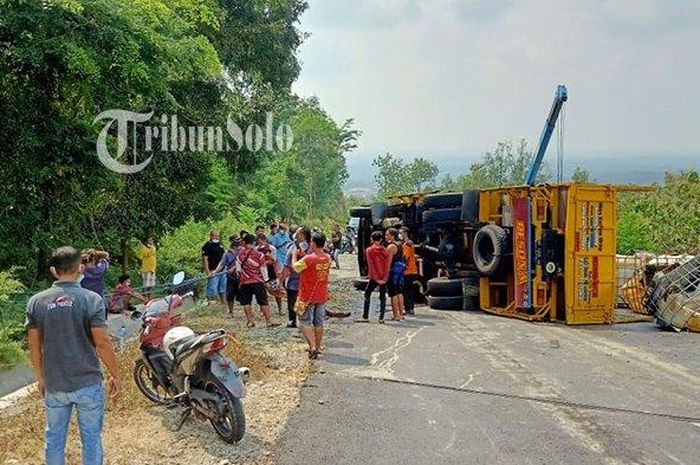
[321,353,370,366]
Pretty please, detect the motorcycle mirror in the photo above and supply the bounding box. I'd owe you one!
[172,271,185,286]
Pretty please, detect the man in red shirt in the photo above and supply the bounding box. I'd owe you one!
[236,234,279,328]
[292,232,331,359]
[356,231,390,323]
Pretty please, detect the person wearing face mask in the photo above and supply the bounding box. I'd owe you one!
[202,229,227,306]
[26,246,122,465]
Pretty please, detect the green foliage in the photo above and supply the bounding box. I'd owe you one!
[0,269,27,369]
[572,166,591,182]
[617,171,700,254]
[617,210,655,255]
[373,154,439,198]
[0,340,24,370]
[0,0,319,278]
[156,212,249,277]
[447,139,548,189]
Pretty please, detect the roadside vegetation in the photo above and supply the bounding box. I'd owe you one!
[0,0,359,369]
[373,139,700,256]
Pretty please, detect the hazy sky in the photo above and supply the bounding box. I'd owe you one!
[292,0,700,162]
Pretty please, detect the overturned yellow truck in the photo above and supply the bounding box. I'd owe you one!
[351,182,654,326]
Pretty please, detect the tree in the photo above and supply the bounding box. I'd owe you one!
[373,154,439,198]
[617,171,700,254]
[451,139,547,189]
[0,0,320,276]
[572,166,590,182]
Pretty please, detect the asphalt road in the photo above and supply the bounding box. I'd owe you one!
[276,292,700,465]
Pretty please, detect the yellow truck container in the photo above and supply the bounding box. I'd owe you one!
[478,183,622,325]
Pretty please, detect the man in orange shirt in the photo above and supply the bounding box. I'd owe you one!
[400,227,418,316]
[292,232,331,359]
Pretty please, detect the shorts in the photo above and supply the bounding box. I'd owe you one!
[298,302,326,327]
[207,273,227,297]
[141,272,156,289]
[239,282,269,306]
[387,275,403,297]
[226,277,239,303]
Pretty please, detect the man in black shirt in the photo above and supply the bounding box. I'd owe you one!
[202,229,226,305]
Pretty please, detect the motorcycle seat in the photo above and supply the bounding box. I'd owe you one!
[169,334,200,358]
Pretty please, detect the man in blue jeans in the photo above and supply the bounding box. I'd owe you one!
[202,229,227,305]
[26,246,122,465]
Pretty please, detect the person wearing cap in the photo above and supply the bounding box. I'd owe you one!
[212,234,241,318]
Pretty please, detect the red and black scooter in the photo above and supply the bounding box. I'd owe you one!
[132,272,250,443]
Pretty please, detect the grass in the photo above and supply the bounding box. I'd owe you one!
[0,303,282,465]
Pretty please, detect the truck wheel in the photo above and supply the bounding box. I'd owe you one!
[463,295,480,311]
[421,192,464,209]
[461,189,480,222]
[427,277,477,296]
[463,284,479,297]
[422,207,461,224]
[473,224,510,276]
[349,206,372,219]
[428,295,463,310]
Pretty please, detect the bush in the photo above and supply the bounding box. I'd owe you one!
[0,269,27,369]
[617,171,700,254]
[0,339,24,370]
[157,213,252,278]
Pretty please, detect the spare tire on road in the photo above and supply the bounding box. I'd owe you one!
[421,192,463,209]
[427,277,477,297]
[422,207,461,224]
[428,295,463,310]
[473,224,510,276]
[463,295,480,311]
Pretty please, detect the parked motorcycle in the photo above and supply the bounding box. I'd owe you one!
[132,272,249,443]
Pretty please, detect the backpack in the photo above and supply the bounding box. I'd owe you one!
[391,241,407,285]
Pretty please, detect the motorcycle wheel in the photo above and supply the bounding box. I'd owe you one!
[133,359,172,404]
[203,374,246,443]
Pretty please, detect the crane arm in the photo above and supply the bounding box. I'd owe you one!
[525,85,568,185]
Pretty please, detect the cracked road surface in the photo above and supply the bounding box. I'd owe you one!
[275,296,700,465]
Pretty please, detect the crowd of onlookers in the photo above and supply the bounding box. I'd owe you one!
[23,221,418,464]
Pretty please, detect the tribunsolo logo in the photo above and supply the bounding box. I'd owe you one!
[94,110,294,174]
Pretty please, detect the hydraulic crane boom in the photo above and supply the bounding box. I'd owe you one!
[525,85,568,185]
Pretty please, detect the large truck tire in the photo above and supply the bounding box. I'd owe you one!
[462,284,479,297]
[427,277,477,297]
[428,295,463,310]
[461,189,480,222]
[349,206,372,219]
[473,224,510,276]
[421,192,463,209]
[422,207,461,224]
[463,295,480,311]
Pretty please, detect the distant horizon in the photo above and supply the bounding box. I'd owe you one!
[343,152,700,190]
